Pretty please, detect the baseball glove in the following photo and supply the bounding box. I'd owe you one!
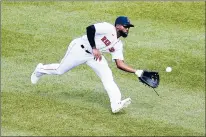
[138,70,159,88]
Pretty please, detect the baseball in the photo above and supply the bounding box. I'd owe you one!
[166,67,172,72]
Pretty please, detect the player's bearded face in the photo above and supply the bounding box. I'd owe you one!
[120,30,128,38]
[120,25,129,38]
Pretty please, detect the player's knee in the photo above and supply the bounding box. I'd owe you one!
[101,77,114,84]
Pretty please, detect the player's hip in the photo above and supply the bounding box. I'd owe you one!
[65,38,94,60]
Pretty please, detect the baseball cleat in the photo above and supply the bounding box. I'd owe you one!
[31,63,43,84]
[111,98,131,113]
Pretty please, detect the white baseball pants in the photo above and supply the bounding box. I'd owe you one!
[37,38,122,104]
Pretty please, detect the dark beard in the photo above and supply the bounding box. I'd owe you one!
[120,31,128,38]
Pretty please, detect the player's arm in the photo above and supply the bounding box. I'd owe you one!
[115,59,136,73]
[115,59,143,77]
[86,25,96,49]
[86,25,102,61]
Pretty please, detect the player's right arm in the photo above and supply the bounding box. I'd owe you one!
[115,59,136,73]
[86,25,102,61]
[111,41,143,77]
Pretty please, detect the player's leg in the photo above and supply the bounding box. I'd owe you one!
[31,39,87,84]
[86,56,131,113]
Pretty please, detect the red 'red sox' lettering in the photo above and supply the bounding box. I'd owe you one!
[101,36,115,52]
[101,36,111,46]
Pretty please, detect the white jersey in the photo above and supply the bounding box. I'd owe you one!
[80,22,124,61]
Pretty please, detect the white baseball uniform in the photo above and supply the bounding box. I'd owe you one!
[36,22,124,106]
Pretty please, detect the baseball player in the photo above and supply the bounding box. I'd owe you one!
[31,16,144,113]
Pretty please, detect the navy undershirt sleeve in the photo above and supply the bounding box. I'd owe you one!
[86,25,96,49]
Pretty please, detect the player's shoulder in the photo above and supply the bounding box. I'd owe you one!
[105,22,116,29]
[103,22,114,26]
[94,22,115,28]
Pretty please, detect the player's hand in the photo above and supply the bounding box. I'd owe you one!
[92,48,102,61]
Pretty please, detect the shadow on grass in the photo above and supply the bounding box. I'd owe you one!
[36,87,110,109]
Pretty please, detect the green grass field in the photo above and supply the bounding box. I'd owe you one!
[1,1,205,136]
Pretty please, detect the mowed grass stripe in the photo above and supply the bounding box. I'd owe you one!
[1,127,36,136]
[2,92,203,136]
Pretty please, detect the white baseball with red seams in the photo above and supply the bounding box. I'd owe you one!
[32,22,125,110]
